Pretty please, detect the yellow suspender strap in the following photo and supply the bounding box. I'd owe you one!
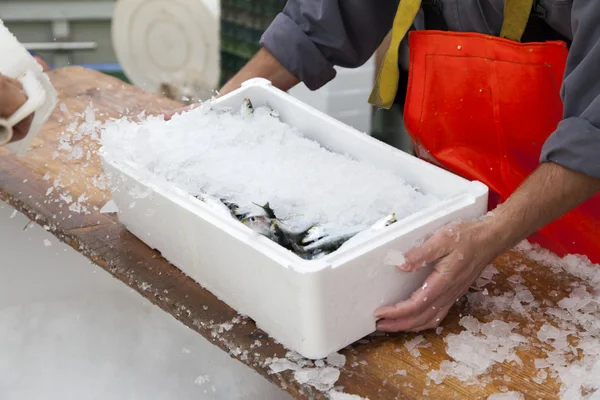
[500,0,534,41]
[368,0,534,110]
[368,0,422,109]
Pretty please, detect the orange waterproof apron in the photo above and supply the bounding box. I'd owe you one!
[370,0,600,263]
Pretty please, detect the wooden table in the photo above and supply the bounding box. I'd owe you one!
[0,67,576,400]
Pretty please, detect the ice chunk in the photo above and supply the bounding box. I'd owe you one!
[487,391,524,400]
[558,286,593,311]
[326,353,346,368]
[404,335,425,352]
[294,367,340,392]
[328,391,368,400]
[384,250,405,266]
[100,200,119,214]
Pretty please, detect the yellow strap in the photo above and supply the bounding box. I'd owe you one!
[368,0,535,110]
[368,0,422,109]
[499,0,534,41]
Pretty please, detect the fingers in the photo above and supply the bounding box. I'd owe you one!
[398,232,451,273]
[375,269,448,320]
[403,305,453,333]
[0,74,27,118]
[33,55,51,72]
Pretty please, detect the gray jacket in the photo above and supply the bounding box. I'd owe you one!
[260,0,600,180]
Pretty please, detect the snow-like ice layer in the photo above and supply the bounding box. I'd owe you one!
[100,103,441,232]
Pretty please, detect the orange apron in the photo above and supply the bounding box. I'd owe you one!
[370,0,600,263]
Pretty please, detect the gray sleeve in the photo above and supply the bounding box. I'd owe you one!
[260,1,398,90]
[540,1,600,179]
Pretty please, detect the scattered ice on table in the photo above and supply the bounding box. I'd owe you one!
[487,391,524,400]
[293,367,340,392]
[474,265,499,288]
[43,239,52,247]
[404,335,425,352]
[395,369,407,376]
[428,317,525,385]
[266,351,353,394]
[327,391,368,400]
[99,102,442,234]
[326,353,346,368]
[557,286,593,311]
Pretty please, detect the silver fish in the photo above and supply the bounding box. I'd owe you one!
[301,225,328,245]
[301,229,361,253]
[241,98,254,115]
[241,215,273,237]
[338,214,397,251]
[221,199,248,220]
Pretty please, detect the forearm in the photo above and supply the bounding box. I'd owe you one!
[485,162,600,252]
[219,48,300,97]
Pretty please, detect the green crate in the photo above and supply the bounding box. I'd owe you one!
[219,0,286,82]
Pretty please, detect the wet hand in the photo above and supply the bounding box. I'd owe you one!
[0,73,34,142]
[374,219,506,332]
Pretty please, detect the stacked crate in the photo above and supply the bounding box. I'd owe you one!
[220,0,287,86]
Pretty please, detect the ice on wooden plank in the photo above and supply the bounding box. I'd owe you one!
[100,102,441,236]
[487,391,524,400]
[328,392,368,400]
[428,317,525,385]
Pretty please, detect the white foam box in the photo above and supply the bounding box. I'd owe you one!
[100,78,488,359]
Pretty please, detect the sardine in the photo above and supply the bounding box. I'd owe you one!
[252,202,277,219]
[301,225,328,245]
[301,229,361,253]
[221,199,248,220]
[338,213,397,251]
[241,215,273,237]
[242,98,254,115]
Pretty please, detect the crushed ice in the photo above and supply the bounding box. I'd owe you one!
[99,101,441,236]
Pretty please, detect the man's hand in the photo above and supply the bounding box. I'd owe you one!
[375,162,600,332]
[0,74,33,142]
[33,55,50,72]
[375,218,505,332]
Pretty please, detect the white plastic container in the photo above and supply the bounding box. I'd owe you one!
[0,19,57,156]
[100,78,488,359]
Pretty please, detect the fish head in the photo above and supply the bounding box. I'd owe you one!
[241,215,272,236]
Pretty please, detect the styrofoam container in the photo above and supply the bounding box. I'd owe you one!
[100,78,488,359]
[0,19,57,156]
